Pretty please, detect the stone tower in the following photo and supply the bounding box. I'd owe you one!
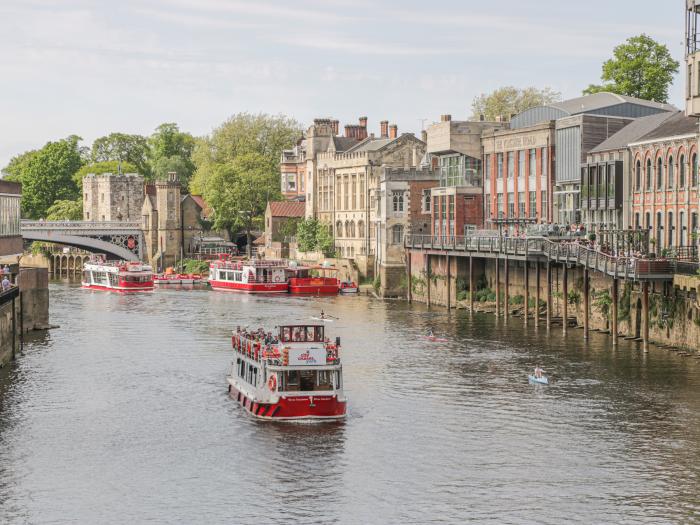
[83,172,144,222]
[154,172,182,269]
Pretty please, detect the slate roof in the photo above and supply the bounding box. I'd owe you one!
[634,111,699,142]
[332,136,360,152]
[590,111,678,153]
[269,201,305,218]
[551,92,675,115]
[345,137,394,154]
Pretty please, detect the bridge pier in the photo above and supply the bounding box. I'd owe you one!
[583,268,590,340]
[546,261,552,330]
[611,278,619,346]
[562,264,568,335]
[495,257,501,317]
[535,261,540,328]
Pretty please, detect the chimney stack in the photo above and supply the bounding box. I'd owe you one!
[389,124,398,139]
[380,120,389,138]
[421,129,427,143]
[330,119,339,135]
[357,123,368,141]
[440,114,452,122]
[344,124,354,138]
[359,116,368,128]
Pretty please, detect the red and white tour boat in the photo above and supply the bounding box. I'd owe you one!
[227,324,346,420]
[82,257,154,292]
[286,264,340,295]
[208,255,288,293]
[154,273,204,285]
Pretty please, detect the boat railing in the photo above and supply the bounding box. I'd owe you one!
[232,334,339,365]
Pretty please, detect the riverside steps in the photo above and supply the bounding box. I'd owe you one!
[405,234,700,354]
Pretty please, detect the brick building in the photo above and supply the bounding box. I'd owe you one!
[280,140,307,200]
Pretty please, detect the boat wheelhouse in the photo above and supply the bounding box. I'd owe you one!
[286,264,340,295]
[227,324,346,420]
[208,255,288,293]
[82,257,154,292]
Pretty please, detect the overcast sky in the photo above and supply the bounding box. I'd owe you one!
[0,0,685,168]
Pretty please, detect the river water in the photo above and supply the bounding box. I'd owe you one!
[1,282,699,524]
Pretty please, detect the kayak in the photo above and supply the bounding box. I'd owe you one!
[310,317,334,322]
[528,375,549,385]
[421,335,449,343]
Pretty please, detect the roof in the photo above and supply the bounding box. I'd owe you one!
[550,92,675,114]
[332,136,360,152]
[590,111,678,153]
[345,137,394,153]
[635,111,699,142]
[268,201,305,218]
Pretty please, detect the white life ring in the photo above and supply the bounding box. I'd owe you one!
[267,374,277,391]
[273,274,281,283]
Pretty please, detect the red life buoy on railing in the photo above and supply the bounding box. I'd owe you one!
[267,374,277,391]
[273,274,281,283]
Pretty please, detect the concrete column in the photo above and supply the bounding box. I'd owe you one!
[611,279,619,346]
[524,261,529,326]
[562,264,568,335]
[642,281,649,352]
[406,250,412,303]
[495,258,501,317]
[546,261,552,330]
[504,257,510,319]
[535,260,540,327]
[583,269,590,340]
[446,255,451,310]
[469,256,474,312]
[426,255,431,308]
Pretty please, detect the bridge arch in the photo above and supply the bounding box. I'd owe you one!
[22,232,140,261]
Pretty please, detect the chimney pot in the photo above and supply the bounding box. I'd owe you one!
[441,114,452,122]
[331,119,339,135]
[380,120,389,138]
[359,116,368,128]
[389,124,398,139]
[421,129,427,143]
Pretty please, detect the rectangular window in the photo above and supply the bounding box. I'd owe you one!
[507,152,514,179]
[529,191,536,218]
[485,154,492,186]
[518,151,525,178]
[508,192,515,217]
[497,194,503,217]
[529,149,536,177]
[497,153,503,179]
[484,193,491,219]
[541,147,548,177]
[541,190,548,221]
[518,192,525,217]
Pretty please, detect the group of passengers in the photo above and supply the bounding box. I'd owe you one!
[235,326,279,346]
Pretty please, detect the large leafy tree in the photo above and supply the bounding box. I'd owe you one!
[203,152,282,255]
[583,34,679,103]
[91,132,151,177]
[72,160,139,190]
[45,199,82,221]
[3,136,83,219]
[148,123,196,190]
[470,86,561,121]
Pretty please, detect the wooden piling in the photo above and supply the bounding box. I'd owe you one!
[546,261,552,330]
[469,255,474,312]
[446,254,451,310]
[535,260,540,327]
[642,281,649,352]
[524,261,529,326]
[583,268,590,340]
[406,250,412,303]
[562,264,568,335]
[504,257,510,319]
[495,258,501,317]
[611,278,618,346]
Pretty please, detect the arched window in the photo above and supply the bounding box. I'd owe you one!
[656,157,663,190]
[392,192,404,212]
[344,221,350,238]
[680,154,686,188]
[693,153,699,187]
[635,160,641,190]
[349,221,355,237]
[391,224,404,244]
[668,155,674,189]
[357,220,365,238]
[646,158,652,190]
[336,221,343,237]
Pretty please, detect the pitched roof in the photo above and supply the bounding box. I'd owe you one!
[551,92,675,114]
[332,136,360,152]
[190,195,206,209]
[269,201,305,218]
[590,111,678,153]
[344,137,394,154]
[635,111,699,142]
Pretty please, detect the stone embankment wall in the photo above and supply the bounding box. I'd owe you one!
[408,253,700,353]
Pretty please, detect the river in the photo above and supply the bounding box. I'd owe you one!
[0,282,699,524]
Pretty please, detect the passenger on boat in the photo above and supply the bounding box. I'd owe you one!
[320,310,326,319]
[426,328,434,337]
[534,366,544,378]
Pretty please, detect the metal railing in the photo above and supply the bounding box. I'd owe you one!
[21,220,141,230]
[0,285,19,307]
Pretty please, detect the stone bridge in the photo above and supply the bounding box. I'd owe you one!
[21,220,143,262]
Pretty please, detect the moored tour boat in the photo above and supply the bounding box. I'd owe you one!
[208,255,288,293]
[286,264,340,295]
[82,257,154,292]
[227,324,346,420]
[154,273,204,285]
[339,280,359,294]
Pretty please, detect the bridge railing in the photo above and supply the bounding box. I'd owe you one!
[21,220,141,230]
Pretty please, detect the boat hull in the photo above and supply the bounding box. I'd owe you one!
[228,382,346,421]
[209,279,288,293]
[528,375,549,385]
[288,278,339,295]
[81,283,154,292]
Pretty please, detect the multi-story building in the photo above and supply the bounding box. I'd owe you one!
[83,172,144,222]
[426,114,506,237]
[280,140,307,200]
[0,180,22,258]
[376,167,437,296]
[580,112,676,232]
[482,121,555,230]
[141,172,183,270]
[628,112,700,251]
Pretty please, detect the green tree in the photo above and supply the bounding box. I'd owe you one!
[91,132,151,177]
[4,136,83,218]
[45,199,82,220]
[203,152,282,255]
[148,123,196,190]
[470,86,561,121]
[296,218,319,252]
[72,160,138,190]
[316,223,335,257]
[583,34,679,102]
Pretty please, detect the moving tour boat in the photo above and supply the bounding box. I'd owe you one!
[208,255,288,293]
[227,324,347,420]
[82,258,154,292]
[286,264,340,295]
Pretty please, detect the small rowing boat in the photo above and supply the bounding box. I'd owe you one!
[310,317,334,322]
[421,335,448,343]
[528,375,549,385]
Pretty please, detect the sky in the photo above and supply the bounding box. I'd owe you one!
[0,0,686,168]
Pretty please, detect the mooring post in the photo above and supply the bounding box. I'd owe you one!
[504,256,510,319]
[611,278,619,346]
[495,257,501,317]
[524,261,529,326]
[546,260,552,330]
[642,280,649,352]
[562,264,568,335]
[406,250,412,303]
[446,254,451,310]
[535,260,540,327]
[583,268,590,340]
[11,295,16,361]
[426,255,431,308]
[469,255,475,312]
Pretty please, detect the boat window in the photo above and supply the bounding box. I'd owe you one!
[300,371,315,391]
[317,370,333,390]
[314,326,324,341]
[282,327,291,342]
[286,371,300,391]
[306,327,314,341]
